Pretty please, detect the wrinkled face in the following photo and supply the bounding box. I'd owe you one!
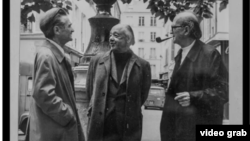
[171,18,185,46]
[109,26,130,53]
[57,16,74,44]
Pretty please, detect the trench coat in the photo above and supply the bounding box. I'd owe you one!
[160,40,229,141]
[28,40,84,141]
[86,50,151,141]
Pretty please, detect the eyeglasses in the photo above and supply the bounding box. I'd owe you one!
[171,25,183,32]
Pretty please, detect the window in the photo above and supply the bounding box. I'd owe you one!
[150,32,156,42]
[81,43,84,52]
[171,40,175,60]
[150,65,156,78]
[150,48,156,59]
[139,16,144,26]
[138,48,144,58]
[81,13,84,52]
[20,21,33,33]
[150,17,156,26]
[165,49,169,66]
[149,88,165,96]
[75,38,77,49]
[138,32,144,42]
[126,16,133,25]
[27,77,33,92]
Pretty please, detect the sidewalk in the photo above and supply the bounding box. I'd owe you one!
[76,101,89,141]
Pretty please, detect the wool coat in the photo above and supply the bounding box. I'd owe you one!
[86,50,151,141]
[28,40,85,141]
[160,40,229,141]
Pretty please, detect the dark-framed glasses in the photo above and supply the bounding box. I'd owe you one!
[171,25,183,32]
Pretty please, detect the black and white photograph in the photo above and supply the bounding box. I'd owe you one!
[10,0,243,141]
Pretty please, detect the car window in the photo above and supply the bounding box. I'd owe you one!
[27,77,33,92]
[149,88,165,96]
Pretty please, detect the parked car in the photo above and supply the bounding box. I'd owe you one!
[144,86,165,110]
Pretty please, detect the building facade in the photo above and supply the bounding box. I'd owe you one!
[120,0,166,79]
[20,0,99,67]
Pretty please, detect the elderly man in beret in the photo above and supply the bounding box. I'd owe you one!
[27,8,85,141]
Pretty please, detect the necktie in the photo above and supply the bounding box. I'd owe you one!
[173,48,183,73]
[168,48,182,93]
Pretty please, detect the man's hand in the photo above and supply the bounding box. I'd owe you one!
[174,92,190,107]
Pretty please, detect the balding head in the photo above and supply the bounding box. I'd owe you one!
[112,24,135,45]
[173,11,202,39]
[109,24,135,53]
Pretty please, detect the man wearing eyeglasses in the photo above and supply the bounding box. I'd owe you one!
[27,8,84,141]
[160,11,228,141]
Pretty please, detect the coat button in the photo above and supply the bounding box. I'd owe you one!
[102,93,105,96]
[99,112,102,115]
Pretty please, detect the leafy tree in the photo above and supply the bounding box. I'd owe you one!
[120,0,228,23]
[21,0,72,27]
[21,0,229,27]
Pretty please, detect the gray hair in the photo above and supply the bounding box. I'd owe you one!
[122,24,135,45]
[178,11,202,39]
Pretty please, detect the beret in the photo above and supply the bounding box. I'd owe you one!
[39,8,67,34]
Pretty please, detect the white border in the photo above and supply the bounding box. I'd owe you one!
[229,0,243,124]
[0,0,3,140]
[10,0,20,140]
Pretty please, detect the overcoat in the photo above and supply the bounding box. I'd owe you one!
[86,50,151,141]
[160,40,229,141]
[28,40,85,141]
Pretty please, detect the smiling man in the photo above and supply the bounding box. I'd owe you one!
[86,24,151,141]
[160,11,229,141]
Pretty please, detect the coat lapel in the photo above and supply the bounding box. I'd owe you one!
[126,52,140,85]
[110,52,118,83]
[42,40,65,63]
[176,40,201,72]
[99,51,112,79]
[119,61,129,85]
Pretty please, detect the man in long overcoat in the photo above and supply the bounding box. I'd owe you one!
[27,8,84,141]
[160,11,229,141]
[86,24,151,141]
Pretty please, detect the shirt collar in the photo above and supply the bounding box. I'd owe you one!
[180,40,196,64]
[46,38,65,55]
[182,40,196,53]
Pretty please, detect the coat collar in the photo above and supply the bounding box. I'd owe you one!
[99,49,140,84]
[185,40,202,62]
[174,40,201,72]
[126,51,140,80]
[42,39,65,63]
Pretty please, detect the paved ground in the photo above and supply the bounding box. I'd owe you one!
[141,106,163,141]
[19,104,163,141]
